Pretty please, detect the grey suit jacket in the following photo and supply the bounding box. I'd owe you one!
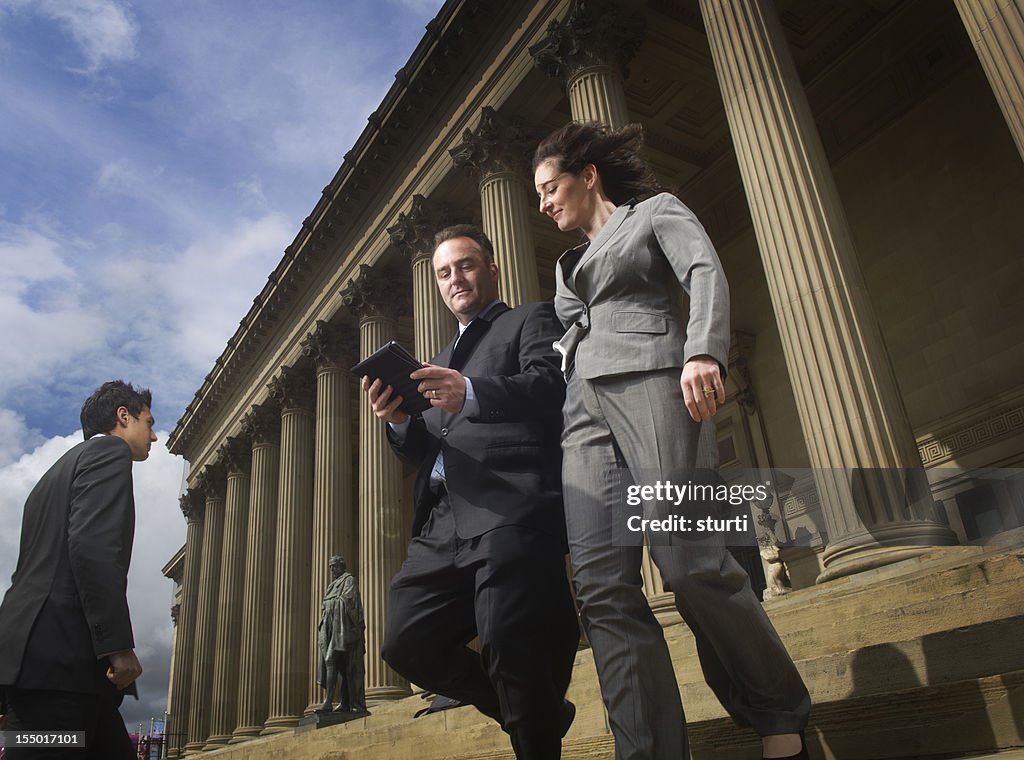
[0,434,136,696]
[554,192,730,380]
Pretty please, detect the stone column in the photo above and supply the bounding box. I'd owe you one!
[231,407,281,741]
[183,466,226,753]
[167,491,203,759]
[530,0,643,129]
[342,265,412,701]
[388,194,460,359]
[203,438,252,747]
[301,322,358,711]
[955,0,1024,162]
[263,367,317,732]
[699,0,957,582]
[450,107,540,307]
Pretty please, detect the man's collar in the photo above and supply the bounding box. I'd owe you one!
[459,299,503,333]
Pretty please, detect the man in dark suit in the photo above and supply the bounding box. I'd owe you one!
[362,225,579,760]
[0,380,156,759]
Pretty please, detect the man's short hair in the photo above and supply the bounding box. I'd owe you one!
[80,380,152,440]
[433,224,495,265]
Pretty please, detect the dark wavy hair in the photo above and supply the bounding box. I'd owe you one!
[532,121,663,206]
[80,380,152,439]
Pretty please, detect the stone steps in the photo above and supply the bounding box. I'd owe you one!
[195,546,1024,760]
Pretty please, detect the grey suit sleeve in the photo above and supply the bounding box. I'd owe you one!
[67,436,136,658]
[650,193,731,369]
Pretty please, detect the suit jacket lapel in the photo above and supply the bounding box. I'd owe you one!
[448,301,508,372]
[570,201,635,291]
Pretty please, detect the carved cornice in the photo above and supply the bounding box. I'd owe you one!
[194,464,227,500]
[218,436,252,475]
[529,0,645,85]
[240,405,281,446]
[340,264,410,322]
[301,320,359,370]
[449,106,536,180]
[387,194,463,261]
[179,489,204,522]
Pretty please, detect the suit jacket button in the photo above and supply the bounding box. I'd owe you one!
[441,427,448,436]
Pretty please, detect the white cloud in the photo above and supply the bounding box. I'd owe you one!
[0,431,187,728]
[0,221,110,391]
[4,0,139,73]
[0,408,46,467]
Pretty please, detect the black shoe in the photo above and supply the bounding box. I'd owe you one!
[559,700,576,738]
[762,731,808,760]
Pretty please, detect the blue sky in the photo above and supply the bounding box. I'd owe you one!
[0,0,444,734]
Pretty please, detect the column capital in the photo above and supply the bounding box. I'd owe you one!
[300,320,359,370]
[179,489,204,522]
[240,405,280,446]
[529,0,644,86]
[387,194,463,262]
[194,464,227,499]
[449,107,535,180]
[340,263,410,322]
[217,436,252,475]
[171,603,181,626]
[267,366,315,412]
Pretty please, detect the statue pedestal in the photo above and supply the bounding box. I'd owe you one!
[295,708,370,733]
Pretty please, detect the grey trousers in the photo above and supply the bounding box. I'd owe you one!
[562,369,810,760]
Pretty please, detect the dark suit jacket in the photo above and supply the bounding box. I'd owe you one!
[388,301,567,542]
[0,434,136,696]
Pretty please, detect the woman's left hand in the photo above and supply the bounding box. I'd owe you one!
[681,357,725,422]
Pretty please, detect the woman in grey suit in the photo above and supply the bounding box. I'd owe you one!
[533,122,810,760]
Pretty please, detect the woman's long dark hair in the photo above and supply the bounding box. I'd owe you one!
[532,121,663,206]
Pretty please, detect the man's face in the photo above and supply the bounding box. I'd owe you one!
[433,236,500,325]
[119,405,157,461]
[330,559,345,577]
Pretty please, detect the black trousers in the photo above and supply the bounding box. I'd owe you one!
[382,493,579,760]
[3,687,132,759]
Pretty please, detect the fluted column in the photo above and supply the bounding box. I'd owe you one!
[301,322,358,711]
[451,107,540,306]
[955,0,1024,162]
[342,266,412,701]
[183,466,226,754]
[699,0,957,582]
[204,438,252,747]
[530,0,643,128]
[231,407,281,741]
[167,491,203,759]
[388,194,460,359]
[263,367,316,732]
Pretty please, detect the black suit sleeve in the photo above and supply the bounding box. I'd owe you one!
[466,302,566,423]
[67,436,136,658]
[387,415,435,465]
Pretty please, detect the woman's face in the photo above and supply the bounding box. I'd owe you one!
[534,157,592,233]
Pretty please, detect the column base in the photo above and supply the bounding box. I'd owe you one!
[365,685,412,702]
[228,726,263,743]
[202,734,231,750]
[259,715,300,735]
[182,744,206,756]
[817,520,960,583]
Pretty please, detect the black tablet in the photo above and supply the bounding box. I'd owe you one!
[351,341,431,415]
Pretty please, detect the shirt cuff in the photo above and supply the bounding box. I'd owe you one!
[462,378,479,417]
[388,418,411,444]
